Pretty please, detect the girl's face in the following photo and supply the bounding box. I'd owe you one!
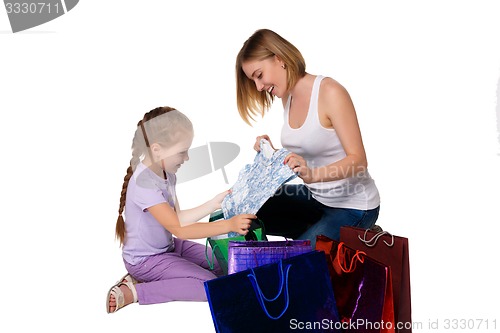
[241,56,287,98]
[157,132,193,174]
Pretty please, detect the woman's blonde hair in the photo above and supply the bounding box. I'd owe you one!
[235,29,306,125]
[115,107,193,246]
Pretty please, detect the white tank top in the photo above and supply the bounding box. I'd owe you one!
[281,75,380,210]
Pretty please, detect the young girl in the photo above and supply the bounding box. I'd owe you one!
[107,106,255,313]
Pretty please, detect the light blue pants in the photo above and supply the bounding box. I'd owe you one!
[124,238,222,305]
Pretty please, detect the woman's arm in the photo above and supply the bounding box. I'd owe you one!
[148,202,255,239]
[285,78,368,183]
[176,190,230,225]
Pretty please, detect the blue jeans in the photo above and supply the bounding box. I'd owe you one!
[256,184,380,248]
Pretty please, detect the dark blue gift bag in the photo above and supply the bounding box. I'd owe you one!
[204,250,341,333]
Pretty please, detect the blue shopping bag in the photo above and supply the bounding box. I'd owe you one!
[204,250,341,333]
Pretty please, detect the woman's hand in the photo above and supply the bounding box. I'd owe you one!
[229,214,257,235]
[284,152,315,183]
[254,135,275,152]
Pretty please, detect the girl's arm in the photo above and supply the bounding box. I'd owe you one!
[175,190,230,225]
[148,202,255,239]
[285,78,368,183]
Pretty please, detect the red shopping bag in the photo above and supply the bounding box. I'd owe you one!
[340,226,412,333]
[316,235,395,333]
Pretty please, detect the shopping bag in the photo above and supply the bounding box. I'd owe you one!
[316,235,395,333]
[205,210,266,275]
[340,226,412,333]
[204,250,342,333]
[227,239,312,274]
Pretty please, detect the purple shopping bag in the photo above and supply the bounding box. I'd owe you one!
[227,240,312,274]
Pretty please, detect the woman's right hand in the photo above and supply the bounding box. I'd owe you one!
[229,214,256,235]
[254,135,275,152]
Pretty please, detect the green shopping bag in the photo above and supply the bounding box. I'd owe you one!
[206,210,267,275]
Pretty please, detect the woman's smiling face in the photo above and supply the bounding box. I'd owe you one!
[242,55,288,98]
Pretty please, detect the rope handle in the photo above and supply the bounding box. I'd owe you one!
[336,242,366,273]
[247,261,292,320]
[205,238,218,271]
[358,229,394,247]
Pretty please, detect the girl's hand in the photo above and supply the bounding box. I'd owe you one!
[210,189,231,210]
[254,135,275,152]
[284,153,315,183]
[229,214,257,235]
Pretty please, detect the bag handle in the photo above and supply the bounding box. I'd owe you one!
[337,242,365,273]
[205,238,218,270]
[247,260,292,320]
[358,228,394,247]
[248,218,267,240]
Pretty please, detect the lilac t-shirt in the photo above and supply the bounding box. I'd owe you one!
[122,162,176,265]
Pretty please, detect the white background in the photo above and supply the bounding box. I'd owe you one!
[1,1,500,332]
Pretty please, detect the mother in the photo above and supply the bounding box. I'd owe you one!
[235,29,381,247]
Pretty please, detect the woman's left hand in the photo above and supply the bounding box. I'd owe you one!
[284,153,315,183]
